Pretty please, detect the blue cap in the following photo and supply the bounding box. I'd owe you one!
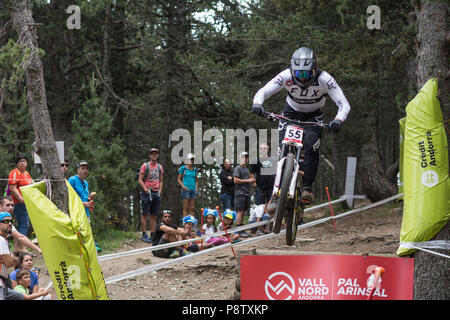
[203,208,218,219]
[223,209,236,221]
[183,215,197,226]
[0,211,12,221]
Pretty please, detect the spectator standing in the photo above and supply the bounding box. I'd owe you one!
[152,210,187,259]
[8,155,34,238]
[61,159,70,177]
[68,160,96,221]
[233,152,255,238]
[138,148,164,243]
[0,211,23,300]
[219,158,235,210]
[249,143,276,206]
[177,153,199,217]
[0,196,41,254]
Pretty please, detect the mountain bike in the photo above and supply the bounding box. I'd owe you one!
[263,112,329,246]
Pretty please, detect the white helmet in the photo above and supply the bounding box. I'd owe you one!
[290,47,318,88]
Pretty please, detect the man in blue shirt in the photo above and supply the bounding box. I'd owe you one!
[68,160,95,220]
[68,160,100,252]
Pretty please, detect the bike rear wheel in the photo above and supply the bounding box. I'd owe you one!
[273,152,295,234]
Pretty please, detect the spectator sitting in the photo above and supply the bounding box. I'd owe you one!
[180,215,200,255]
[10,252,50,299]
[13,269,50,300]
[152,210,188,259]
[202,208,227,248]
[217,209,240,243]
[0,211,22,300]
[249,204,271,234]
[0,196,41,255]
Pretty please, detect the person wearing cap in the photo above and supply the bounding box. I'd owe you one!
[138,148,164,243]
[217,209,240,243]
[233,152,255,238]
[180,215,200,255]
[8,155,34,239]
[177,153,199,217]
[0,211,24,300]
[68,160,96,220]
[0,196,41,255]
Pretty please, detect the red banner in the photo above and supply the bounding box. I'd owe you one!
[240,255,414,300]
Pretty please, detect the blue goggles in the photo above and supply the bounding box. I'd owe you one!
[294,70,313,81]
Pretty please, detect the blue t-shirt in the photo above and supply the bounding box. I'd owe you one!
[68,175,90,217]
[10,269,38,292]
[178,166,198,191]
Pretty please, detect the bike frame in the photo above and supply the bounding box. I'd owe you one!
[266,112,327,199]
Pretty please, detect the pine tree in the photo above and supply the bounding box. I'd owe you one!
[69,74,134,232]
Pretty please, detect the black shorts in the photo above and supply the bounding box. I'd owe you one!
[255,187,272,205]
[234,195,250,212]
[152,236,171,258]
[141,191,161,215]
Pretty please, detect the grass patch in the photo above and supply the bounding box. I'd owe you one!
[94,229,140,254]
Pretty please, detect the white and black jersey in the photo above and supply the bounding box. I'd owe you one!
[253,68,350,121]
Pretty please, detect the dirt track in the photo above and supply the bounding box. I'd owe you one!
[35,199,403,300]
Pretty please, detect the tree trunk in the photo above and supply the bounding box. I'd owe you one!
[360,132,397,202]
[11,0,68,214]
[159,0,190,222]
[413,0,449,300]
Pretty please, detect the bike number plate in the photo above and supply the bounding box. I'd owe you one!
[283,125,303,146]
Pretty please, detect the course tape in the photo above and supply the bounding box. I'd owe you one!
[102,194,399,285]
[399,241,450,259]
[98,195,360,262]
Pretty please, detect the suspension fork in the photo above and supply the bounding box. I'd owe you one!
[288,146,302,198]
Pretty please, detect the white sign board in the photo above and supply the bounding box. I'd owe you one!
[33,141,65,164]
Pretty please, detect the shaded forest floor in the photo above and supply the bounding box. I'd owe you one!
[35,198,404,300]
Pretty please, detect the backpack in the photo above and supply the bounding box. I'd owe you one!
[136,162,162,184]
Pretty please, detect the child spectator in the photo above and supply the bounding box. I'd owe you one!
[181,215,200,255]
[10,252,50,299]
[249,204,271,234]
[13,270,50,300]
[202,208,227,248]
[218,209,240,243]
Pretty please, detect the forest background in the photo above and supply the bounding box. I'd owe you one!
[0,0,440,237]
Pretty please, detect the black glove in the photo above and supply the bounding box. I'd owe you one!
[329,119,342,133]
[252,104,264,116]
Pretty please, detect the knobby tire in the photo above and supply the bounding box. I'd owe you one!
[273,152,295,234]
[285,179,302,246]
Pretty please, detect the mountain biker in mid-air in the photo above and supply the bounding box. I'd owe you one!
[252,47,351,208]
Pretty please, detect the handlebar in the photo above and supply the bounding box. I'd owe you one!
[263,112,330,128]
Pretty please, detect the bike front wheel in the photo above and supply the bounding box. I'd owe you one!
[273,152,295,234]
[285,181,303,246]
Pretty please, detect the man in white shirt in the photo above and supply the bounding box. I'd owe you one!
[0,211,24,300]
